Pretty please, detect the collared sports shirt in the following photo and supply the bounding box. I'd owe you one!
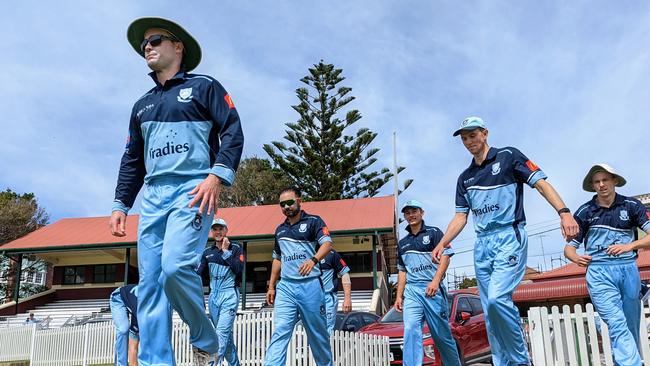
[320,250,350,293]
[118,284,139,334]
[197,241,245,290]
[397,222,454,285]
[112,71,244,213]
[569,194,650,264]
[272,211,332,281]
[455,146,547,234]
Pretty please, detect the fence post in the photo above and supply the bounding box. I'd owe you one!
[29,323,37,366]
[82,322,90,366]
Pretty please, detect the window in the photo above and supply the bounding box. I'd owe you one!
[339,252,372,273]
[456,297,472,315]
[63,266,85,285]
[93,265,117,283]
[468,297,484,315]
[34,273,44,285]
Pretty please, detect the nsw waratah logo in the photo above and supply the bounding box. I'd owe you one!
[422,235,430,244]
[491,162,501,175]
[177,87,193,103]
[619,210,629,221]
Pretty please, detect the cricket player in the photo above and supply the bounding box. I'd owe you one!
[395,200,461,366]
[320,249,352,334]
[565,164,650,366]
[110,284,139,366]
[110,17,244,365]
[197,218,244,366]
[264,187,333,366]
[432,117,578,366]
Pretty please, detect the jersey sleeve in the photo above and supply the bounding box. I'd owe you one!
[272,236,281,260]
[455,175,470,213]
[397,243,406,272]
[332,251,350,277]
[569,206,589,248]
[112,109,146,213]
[510,147,547,188]
[207,80,244,186]
[224,243,245,276]
[632,199,650,232]
[313,217,332,245]
[195,251,210,285]
[435,229,455,257]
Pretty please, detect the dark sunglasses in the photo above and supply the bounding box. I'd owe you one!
[279,199,296,208]
[140,34,180,53]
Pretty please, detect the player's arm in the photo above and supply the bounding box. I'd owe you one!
[533,179,579,241]
[110,112,146,237]
[266,259,282,305]
[564,245,591,267]
[341,273,352,312]
[432,212,468,263]
[426,254,450,297]
[608,204,650,255]
[394,271,407,312]
[223,241,245,276]
[299,241,332,276]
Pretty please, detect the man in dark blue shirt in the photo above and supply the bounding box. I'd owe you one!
[320,249,352,335]
[432,117,578,366]
[264,187,333,366]
[197,218,244,366]
[109,17,243,366]
[110,284,138,366]
[395,200,461,366]
[565,164,650,365]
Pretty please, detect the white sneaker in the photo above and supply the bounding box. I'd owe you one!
[192,347,216,366]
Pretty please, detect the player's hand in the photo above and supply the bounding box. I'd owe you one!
[431,243,446,264]
[342,298,352,313]
[266,288,276,305]
[298,259,316,276]
[560,213,579,242]
[394,297,403,312]
[425,280,440,297]
[109,211,127,237]
[572,254,592,267]
[221,237,230,250]
[188,174,222,215]
[607,244,633,256]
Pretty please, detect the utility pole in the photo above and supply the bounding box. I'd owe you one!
[393,132,399,242]
[538,235,548,271]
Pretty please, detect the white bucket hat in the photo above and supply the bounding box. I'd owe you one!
[582,163,627,192]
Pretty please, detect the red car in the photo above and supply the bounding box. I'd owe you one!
[359,290,491,365]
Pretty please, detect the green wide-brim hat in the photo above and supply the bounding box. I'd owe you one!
[127,17,202,72]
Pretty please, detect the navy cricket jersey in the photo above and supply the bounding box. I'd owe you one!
[455,147,547,234]
[113,71,244,213]
[119,284,139,334]
[570,194,650,264]
[272,211,332,280]
[197,241,245,290]
[320,250,350,293]
[397,222,454,285]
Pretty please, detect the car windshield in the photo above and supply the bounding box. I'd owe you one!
[334,314,345,329]
[381,294,455,323]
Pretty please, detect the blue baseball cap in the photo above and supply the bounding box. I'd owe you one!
[452,116,486,136]
[211,218,228,229]
[401,200,424,213]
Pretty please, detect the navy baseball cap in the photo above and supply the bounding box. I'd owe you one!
[211,218,228,229]
[453,116,486,136]
[401,200,424,213]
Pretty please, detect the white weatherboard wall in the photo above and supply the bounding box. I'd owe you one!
[0,311,390,366]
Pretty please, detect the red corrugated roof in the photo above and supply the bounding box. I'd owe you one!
[0,196,395,252]
[530,248,650,282]
[514,270,650,302]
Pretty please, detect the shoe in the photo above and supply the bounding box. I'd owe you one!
[192,347,216,366]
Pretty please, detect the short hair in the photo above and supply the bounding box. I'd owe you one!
[279,186,301,198]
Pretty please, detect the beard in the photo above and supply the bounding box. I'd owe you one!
[283,204,301,219]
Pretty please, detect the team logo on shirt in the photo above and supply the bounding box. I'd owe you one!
[619,210,629,221]
[229,309,236,317]
[177,87,193,103]
[508,255,518,266]
[191,213,203,231]
[422,235,430,244]
[320,304,326,316]
[299,223,308,233]
[491,162,501,175]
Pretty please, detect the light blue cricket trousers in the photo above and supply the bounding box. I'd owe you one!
[110,288,130,366]
[137,176,217,366]
[263,278,333,366]
[587,262,641,366]
[324,292,338,335]
[474,225,530,366]
[209,287,240,365]
[402,283,461,366]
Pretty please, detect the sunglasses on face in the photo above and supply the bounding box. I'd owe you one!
[279,199,296,208]
[140,34,180,53]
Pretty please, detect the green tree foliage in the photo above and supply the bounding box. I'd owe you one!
[264,61,412,200]
[0,189,49,301]
[220,156,293,207]
[458,277,478,289]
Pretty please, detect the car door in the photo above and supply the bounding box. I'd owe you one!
[468,296,490,356]
[343,313,364,332]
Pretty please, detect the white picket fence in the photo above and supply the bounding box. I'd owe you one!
[528,302,650,365]
[0,311,390,366]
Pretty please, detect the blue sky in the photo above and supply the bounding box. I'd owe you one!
[2,1,649,277]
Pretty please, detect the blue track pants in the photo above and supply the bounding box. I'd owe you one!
[209,287,240,365]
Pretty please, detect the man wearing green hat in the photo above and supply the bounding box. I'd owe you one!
[565,164,650,365]
[109,17,244,366]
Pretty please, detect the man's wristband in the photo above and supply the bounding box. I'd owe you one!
[310,256,319,264]
[557,208,571,215]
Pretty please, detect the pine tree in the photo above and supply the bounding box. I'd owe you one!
[263,61,411,200]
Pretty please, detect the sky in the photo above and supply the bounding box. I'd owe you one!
[1,1,649,278]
